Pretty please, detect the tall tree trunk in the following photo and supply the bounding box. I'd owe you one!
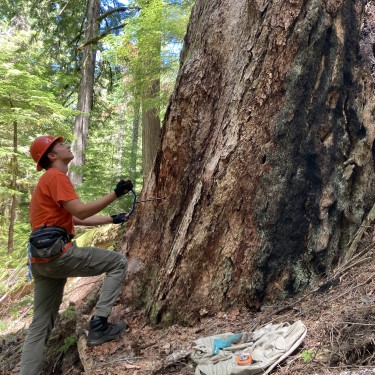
[7,118,18,254]
[142,78,161,178]
[138,0,162,179]
[7,194,16,254]
[69,0,100,186]
[120,0,375,324]
[130,99,140,180]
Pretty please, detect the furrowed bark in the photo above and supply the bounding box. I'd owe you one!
[120,0,375,324]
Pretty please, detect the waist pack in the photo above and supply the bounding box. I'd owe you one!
[29,226,71,259]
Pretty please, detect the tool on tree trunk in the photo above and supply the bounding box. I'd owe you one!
[124,189,165,221]
[136,197,165,203]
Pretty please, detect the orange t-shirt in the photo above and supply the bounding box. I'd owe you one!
[30,168,79,236]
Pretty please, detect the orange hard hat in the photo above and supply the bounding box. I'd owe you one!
[30,135,64,171]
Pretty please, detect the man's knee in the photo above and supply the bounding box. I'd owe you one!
[116,253,128,277]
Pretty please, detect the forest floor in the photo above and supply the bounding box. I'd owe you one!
[0,231,374,375]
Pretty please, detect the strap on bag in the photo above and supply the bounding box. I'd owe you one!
[30,242,72,264]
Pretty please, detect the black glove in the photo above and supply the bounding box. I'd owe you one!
[114,179,133,198]
[111,213,128,224]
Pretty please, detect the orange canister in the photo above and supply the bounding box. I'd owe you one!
[235,353,252,365]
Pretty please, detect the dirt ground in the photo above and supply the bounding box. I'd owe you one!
[1,238,374,375]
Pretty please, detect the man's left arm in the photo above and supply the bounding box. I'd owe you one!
[74,215,113,226]
[74,213,127,226]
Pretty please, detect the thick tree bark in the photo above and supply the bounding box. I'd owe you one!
[69,0,100,186]
[120,0,375,324]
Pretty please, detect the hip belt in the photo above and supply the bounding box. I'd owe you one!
[29,226,73,263]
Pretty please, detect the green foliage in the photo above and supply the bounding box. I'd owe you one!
[71,116,140,213]
[104,0,193,116]
[58,335,77,354]
[0,24,74,133]
[300,348,315,362]
[0,321,7,331]
[0,259,29,307]
[61,306,76,320]
[10,296,33,317]
[0,0,86,104]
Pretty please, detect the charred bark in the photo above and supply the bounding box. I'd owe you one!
[120,0,375,324]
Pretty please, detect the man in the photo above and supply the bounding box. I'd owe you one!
[21,135,133,375]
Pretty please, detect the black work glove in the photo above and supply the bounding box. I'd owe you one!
[111,213,128,224]
[114,179,133,198]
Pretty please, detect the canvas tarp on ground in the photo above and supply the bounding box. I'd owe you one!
[191,320,307,375]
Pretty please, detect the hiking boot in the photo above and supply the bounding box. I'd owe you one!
[87,315,127,347]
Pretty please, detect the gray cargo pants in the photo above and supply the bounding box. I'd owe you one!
[20,242,127,375]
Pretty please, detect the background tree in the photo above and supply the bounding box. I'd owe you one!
[68,1,140,186]
[138,0,162,179]
[69,0,101,186]
[106,0,193,181]
[120,0,375,324]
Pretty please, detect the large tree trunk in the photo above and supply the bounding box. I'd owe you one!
[69,0,100,186]
[120,0,375,324]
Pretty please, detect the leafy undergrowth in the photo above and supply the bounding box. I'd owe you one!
[1,238,374,375]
